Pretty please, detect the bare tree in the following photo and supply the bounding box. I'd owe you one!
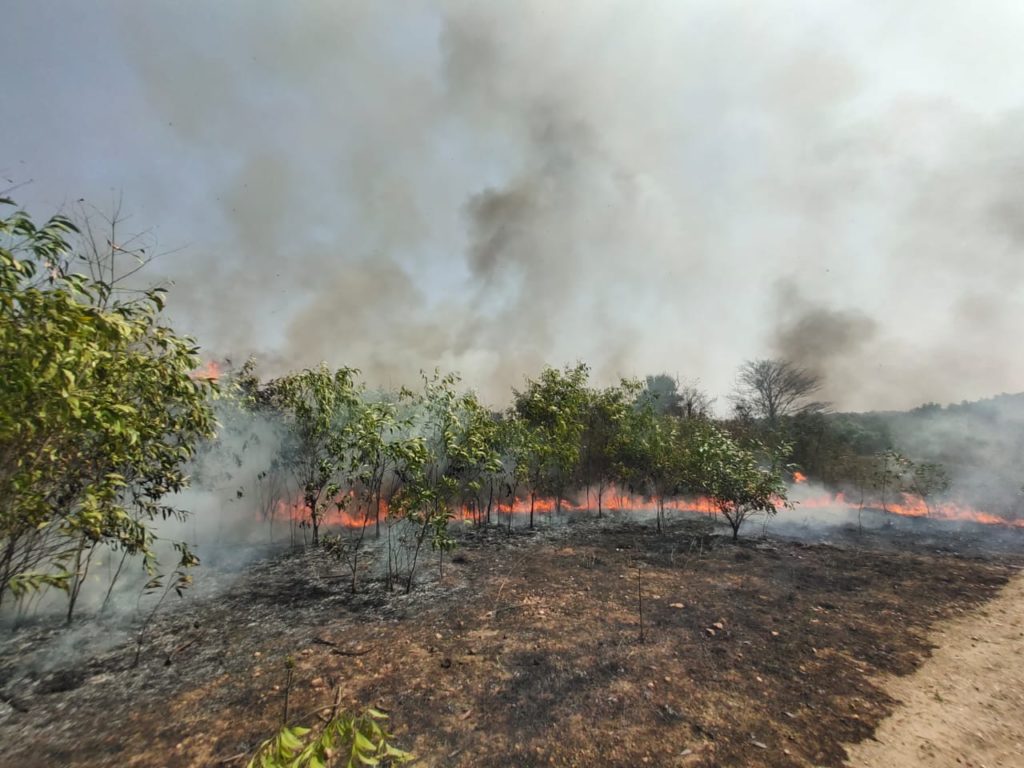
[731,359,826,422]
[677,381,714,420]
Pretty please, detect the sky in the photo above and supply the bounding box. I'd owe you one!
[4,0,1024,411]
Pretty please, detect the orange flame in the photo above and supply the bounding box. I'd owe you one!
[267,482,1024,531]
[793,489,1024,529]
[793,470,808,484]
[191,360,221,381]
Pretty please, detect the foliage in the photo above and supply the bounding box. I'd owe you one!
[690,422,790,540]
[579,380,640,515]
[512,363,591,521]
[385,372,502,588]
[612,402,685,532]
[264,366,361,545]
[248,708,413,768]
[0,200,216,611]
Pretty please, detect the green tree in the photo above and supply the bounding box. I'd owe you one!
[690,423,789,540]
[388,371,500,590]
[613,404,686,533]
[579,381,639,517]
[265,365,361,546]
[513,364,591,522]
[0,200,216,614]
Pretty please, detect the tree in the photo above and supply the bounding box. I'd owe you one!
[0,200,217,613]
[579,381,638,517]
[639,374,713,419]
[388,372,501,591]
[512,364,591,522]
[907,461,950,517]
[690,422,789,540]
[265,365,361,546]
[872,448,912,515]
[612,404,688,533]
[639,374,683,416]
[732,359,826,423]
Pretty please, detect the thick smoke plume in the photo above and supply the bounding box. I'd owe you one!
[4,1,1024,409]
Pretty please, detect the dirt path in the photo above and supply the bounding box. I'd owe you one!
[845,568,1024,768]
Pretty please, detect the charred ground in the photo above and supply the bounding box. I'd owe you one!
[0,514,1021,768]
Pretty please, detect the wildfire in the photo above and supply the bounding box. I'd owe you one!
[268,481,1024,533]
[792,470,808,484]
[792,490,1024,529]
[272,486,725,531]
[191,360,221,381]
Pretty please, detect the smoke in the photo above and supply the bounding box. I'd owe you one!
[5,1,1024,409]
[770,282,878,407]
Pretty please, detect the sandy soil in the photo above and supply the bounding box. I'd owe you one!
[845,569,1024,768]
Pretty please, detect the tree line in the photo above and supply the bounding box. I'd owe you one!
[2,201,961,620]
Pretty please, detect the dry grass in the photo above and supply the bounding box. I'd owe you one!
[0,514,1019,767]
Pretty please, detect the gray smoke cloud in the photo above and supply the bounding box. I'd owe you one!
[5,1,1024,410]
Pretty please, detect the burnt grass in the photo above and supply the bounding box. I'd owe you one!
[0,514,1021,768]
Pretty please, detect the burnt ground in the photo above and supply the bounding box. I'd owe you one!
[0,513,1021,768]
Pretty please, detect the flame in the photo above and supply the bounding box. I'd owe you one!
[191,360,221,381]
[792,489,1024,529]
[793,470,808,484]
[271,485,728,531]
[265,482,1024,532]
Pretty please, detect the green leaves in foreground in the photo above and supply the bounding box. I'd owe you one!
[248,708,413,768]
[0,199,217,608]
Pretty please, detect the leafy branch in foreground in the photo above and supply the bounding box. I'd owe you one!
[248,707,413,768]
[0,199,217,615]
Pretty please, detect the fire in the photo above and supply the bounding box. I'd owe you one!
[191,360,221,381]
[792,489,1024,529]
[271,486,726,531]
[793,471,808,484]
[268,483,1024,532]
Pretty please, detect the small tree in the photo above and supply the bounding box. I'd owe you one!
[513,363,591,519]
[388,371,499,591]
[249,706,413,768]
[613,404,684,533]
[579,381,638,517]
[265,366,361,546]
[872,448,912,515]
[0,200,217,615]
[908,461,950,517]
[691,423,789,540]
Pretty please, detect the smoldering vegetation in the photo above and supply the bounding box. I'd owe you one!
[844,394,1024,516]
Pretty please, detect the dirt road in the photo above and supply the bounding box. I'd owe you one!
[845,569,1024,768]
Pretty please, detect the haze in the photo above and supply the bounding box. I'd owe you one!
[4,0,1024,410]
